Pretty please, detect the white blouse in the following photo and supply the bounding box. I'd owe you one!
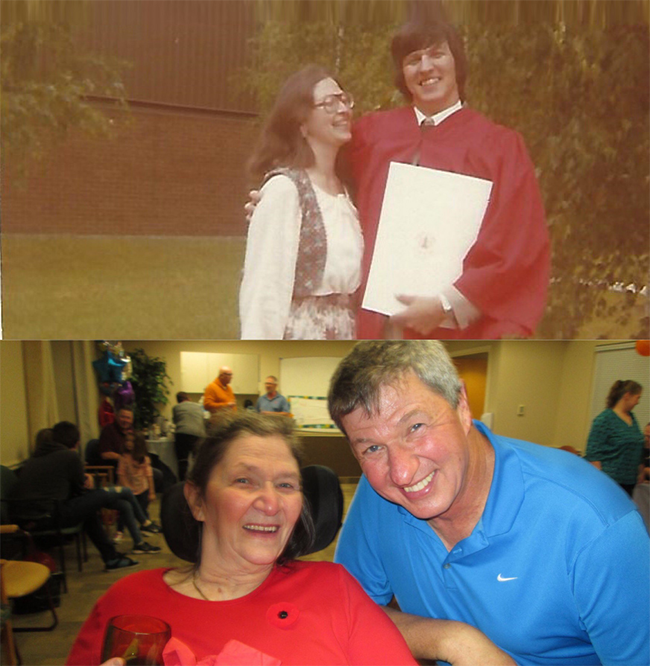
[239,175,363,339]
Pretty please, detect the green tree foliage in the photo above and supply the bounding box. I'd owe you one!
[129,348,172,430]
[2,0,88,23]
[1,0,129,176]
[241,22,398,116]
[242,1,649,338]
[464,23,649,337]
[253,0,408,24]
[252,0,649,29]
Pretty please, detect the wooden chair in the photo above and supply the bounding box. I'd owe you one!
[1,526,58,666]
[84,466,115,486]
[83,467,119,533]
[84,439,116,480]
[84,439,119,534]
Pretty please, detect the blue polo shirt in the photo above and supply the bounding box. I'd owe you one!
[255,393,291,414]
[335,422,650,666]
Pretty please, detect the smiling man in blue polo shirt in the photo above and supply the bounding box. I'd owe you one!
[330,341,650,666]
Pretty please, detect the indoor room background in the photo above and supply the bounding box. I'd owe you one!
[2,339,648,470]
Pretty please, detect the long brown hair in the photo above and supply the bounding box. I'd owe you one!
[606,380,643,408]
[248,65,334,183]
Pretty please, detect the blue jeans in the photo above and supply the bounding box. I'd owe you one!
[58,490,134,562]
[105,487,146,544]
[134,490,150,519]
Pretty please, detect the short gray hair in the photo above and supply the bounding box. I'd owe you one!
[328,341,462,433]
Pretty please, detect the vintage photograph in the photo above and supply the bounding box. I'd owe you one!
[1,0,648,339]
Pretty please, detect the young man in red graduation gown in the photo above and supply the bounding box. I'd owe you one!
[349,19,550,339]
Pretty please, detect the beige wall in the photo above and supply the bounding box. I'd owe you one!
[448,341,598,450]
[0,341,30,466]
[122,340,357,420]
[487,341,566,447]
[552,340,600,451]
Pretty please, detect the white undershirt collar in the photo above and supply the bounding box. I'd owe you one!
[414,100,463,127]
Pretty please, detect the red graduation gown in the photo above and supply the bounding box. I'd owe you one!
[347,106,550,339]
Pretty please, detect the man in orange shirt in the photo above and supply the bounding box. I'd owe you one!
[203,366,237,414]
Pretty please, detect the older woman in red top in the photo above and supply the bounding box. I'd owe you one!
[67,413,417,666]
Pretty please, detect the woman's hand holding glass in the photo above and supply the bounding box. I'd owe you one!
[101,615,171,666]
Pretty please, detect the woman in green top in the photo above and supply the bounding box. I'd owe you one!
[585,380,644,496]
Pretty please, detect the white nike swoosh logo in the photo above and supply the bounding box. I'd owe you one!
[497,574,518,582]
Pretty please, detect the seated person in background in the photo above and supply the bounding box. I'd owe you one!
[67,413,417,666]
[99,406,164,493]
[632,423,650,533]
[12,422,139,571]
[330,341,650,666]
[172,391,206,481]
[98,406,134,470]
[117,432,156,524]
[256,376,292,416]
[638,421,649,484]
[632,422,650,531]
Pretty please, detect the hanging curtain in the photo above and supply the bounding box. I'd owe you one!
[22,341,60,449]
[72,341,101,450]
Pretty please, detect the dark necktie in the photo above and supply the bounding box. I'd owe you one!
[412,118,435,166]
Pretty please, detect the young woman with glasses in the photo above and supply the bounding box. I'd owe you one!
[239,65,363,340]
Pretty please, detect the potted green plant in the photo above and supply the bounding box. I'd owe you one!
[128,348,172,430]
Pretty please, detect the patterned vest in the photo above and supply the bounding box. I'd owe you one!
[262,168,326,298]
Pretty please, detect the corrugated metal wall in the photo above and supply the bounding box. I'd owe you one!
[78,0,258,113]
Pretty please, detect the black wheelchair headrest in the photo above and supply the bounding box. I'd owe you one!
[161,464,344,562]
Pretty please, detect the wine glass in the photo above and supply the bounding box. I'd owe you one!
[101,615,171,666]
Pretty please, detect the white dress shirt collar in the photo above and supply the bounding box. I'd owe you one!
[414,100,463,127]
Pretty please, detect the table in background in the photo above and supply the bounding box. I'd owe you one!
[146,437,178,478]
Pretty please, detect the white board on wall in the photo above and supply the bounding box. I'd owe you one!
[590,343,649,427]
[288,396,337,432]
[280,357,342,430]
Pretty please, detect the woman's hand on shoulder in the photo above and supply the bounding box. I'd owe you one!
[246,176,301,233]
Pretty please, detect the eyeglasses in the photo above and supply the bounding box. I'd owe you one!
[313,92,354,114]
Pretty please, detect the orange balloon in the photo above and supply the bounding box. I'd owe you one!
[636,340,650,356]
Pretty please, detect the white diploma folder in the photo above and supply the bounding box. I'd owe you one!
[362,162,493,316]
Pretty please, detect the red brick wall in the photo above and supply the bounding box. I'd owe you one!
[2,104,259,237]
